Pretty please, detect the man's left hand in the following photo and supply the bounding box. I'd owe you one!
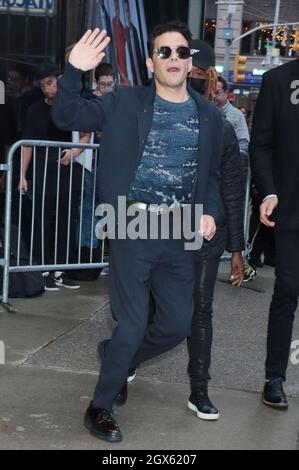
[199,215,216,241]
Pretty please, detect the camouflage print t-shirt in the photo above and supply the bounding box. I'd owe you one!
[129,95,199,205]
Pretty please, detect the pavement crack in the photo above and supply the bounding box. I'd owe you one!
[16,300,110,367]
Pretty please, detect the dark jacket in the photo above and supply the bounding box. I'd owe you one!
[52,63,224,222]
[198,119,245,256]
[250,58,299,230]
[221,119,245,253]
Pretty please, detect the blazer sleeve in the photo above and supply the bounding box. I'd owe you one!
[221,121,245,253]
[250,73,277,199]
[51,63,115,133]
[203,112,223,221]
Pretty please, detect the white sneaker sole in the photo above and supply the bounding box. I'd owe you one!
[188,401,220,421]
[127,372,136,383]
[44,286,60,292]
[54,281,80,290]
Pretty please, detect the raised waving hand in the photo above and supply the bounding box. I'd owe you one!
[69,29,111,71]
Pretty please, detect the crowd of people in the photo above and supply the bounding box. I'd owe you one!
[1,19,295,444]
[1,61,117,291]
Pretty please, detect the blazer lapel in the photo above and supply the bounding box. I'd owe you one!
[137,81,156,161]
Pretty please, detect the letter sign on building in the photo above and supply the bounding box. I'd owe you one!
[0,0,55,15]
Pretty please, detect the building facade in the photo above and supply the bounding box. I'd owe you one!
[203,0,299,110]
[0,0,89,83]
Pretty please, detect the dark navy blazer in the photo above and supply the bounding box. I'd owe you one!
[52,63,224,221]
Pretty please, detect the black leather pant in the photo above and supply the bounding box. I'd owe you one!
[187,224,226,387]
[187,256,221,387]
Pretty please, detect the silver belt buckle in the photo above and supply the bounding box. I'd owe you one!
[131,202,147,211]
[130,202,184,215]
[148,204,158,214]
[148,205,166,215]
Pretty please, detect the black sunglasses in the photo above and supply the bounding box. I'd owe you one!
[154,46,198,60]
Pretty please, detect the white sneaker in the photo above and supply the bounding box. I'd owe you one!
[53,272,80,290]
[43,272,60,292]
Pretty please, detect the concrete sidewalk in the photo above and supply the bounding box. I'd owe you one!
[0,264,298,450]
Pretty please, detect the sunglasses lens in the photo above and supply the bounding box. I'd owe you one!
[155,46,191,59]
[157,46,171,59]
[177,47,191,59]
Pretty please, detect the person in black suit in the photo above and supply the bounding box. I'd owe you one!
[250,57,299,410]
[52,23,224,443]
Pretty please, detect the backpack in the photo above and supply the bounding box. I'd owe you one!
[0,225,44,298]
[67,267,102,282]
[67,247,103,282]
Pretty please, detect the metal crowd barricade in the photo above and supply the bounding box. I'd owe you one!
[1,140,108,312]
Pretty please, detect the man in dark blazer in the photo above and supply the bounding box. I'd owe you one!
[52,22,224,442]
[250,57,299,410]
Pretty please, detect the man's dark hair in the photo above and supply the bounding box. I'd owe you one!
[148,21,192,57]
[9,63,32,82]
[218,76,229,93]
[35,62,60,80]
[95,63,115,81]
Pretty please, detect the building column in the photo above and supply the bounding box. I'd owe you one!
[188,0,206,39]
[215,1,244,72]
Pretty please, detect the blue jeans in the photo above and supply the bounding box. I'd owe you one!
[79,170,100,249]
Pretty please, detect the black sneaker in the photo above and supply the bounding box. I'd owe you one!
[53,271,80,290]
[188,387,220,421]
[43,272,60,292]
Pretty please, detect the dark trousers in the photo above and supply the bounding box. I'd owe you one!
[249,192,275,265]
[33,191,80,265]
[187,226,225,387]
[92,235,194,412]
[266,228,299,380]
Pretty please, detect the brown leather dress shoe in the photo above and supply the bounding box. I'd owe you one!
[84,402,123,442]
